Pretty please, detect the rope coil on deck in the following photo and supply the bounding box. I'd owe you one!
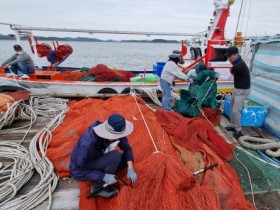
[0,97,69,210]
[238,136,280,157]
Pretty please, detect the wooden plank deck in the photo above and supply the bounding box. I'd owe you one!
[0,103,279,209]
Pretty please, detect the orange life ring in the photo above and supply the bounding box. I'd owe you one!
[0,93,15,112]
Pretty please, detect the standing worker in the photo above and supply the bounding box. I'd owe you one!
[70,114,137,198]
[160,50,193,111]
[0,45,35,79]
[224,46,251,139]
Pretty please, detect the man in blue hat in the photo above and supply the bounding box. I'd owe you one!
[0,45,35,79]
[224,46,251,139]
[70,114,137,198]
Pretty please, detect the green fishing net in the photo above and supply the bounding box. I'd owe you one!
[175,70,218,117]
[230,147,280,193]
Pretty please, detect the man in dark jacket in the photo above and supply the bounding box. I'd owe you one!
[70,114,137,198]
[224,46,251,139]
[0,45,35,79]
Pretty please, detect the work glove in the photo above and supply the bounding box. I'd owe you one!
[127,168,137,183]
[214,72,220,80]
[103,173,117,185]
[187,77,194,85]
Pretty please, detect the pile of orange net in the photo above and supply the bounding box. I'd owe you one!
[62,71,88,81]
[89,64,135,82]
[46,96,253,210]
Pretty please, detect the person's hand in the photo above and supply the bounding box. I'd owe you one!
[3,64,11,69]
[187,77,194,85]
[103,173,117,185]
[127,168,137,183]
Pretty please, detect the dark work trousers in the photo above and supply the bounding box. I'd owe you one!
[10,62,35,75]
[86,150,127,181]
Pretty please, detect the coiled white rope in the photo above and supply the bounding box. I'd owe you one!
[238,136,280,157]
[0,100,36,130]
[0,96,69,210]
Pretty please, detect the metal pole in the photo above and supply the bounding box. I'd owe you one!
[30,33,42,69]
[14,30,21,44]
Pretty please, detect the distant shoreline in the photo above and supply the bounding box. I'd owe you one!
[0,34,180,43]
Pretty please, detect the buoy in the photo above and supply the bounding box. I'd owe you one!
[0,93,15,112]
[228,0,235,5]
[234,32,243,46]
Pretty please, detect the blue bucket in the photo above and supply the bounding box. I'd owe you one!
[224,96,269,127]
[154,62,166,77]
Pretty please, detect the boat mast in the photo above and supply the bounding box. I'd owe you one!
[207,0,233,43]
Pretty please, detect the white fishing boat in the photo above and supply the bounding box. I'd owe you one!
[0,0,235,96]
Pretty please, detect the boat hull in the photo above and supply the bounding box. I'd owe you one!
[0,75,233,97]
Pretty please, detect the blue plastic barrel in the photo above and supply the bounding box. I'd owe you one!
[155,62,166,77]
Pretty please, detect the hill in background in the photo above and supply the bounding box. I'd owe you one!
[0,34,179,43]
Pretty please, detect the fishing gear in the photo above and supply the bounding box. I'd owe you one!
[86,176,131,199]
[192,163,218,175]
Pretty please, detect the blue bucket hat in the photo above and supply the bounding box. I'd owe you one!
[169,50,182,58]
[93,114,134,140]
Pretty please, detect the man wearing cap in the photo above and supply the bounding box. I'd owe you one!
[70,114,137,198]
[187,63,208,78]
[0,45,35,79]
[224,46,250,139]
[160,50,193,111]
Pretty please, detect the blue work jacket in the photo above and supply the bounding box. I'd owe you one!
[70,121,134,181]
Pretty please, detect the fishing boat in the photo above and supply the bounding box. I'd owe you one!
[0,0,235,97]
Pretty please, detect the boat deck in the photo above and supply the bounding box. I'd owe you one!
[0,102,279,210]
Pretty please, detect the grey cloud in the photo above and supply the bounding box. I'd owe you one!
[0,0,279,40]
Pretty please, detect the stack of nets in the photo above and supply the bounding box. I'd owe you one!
[46,96,253,210]
[176,70,218,118]
[62,70,88,81]
[88,64,135,82]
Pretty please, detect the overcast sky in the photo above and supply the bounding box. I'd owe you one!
[0,0,279,40]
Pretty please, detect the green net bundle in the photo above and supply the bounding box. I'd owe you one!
[176,70,218,118]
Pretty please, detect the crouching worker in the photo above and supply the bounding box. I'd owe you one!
[0,45,35,79]
[70,114,137,198]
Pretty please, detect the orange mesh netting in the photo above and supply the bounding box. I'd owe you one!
[89,64,135,82]
[155,110,252,210]
[46,96,253,210]
[62,71,88,81]
[112,70,135,82]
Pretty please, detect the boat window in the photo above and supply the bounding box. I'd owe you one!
[210,48,228,62]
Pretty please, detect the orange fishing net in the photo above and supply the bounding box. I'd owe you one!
[61,71,88,81]
[112,70,135,82]
[46,96,253,210]
[89,64,135,82]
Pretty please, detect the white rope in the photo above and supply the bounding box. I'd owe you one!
[0,96,69,210]
[233,151,257,210]
[238,136,280,157]
[139,86,180,108]
[130,89,159,153]
[244,0,252,37]
[7,67,20,87]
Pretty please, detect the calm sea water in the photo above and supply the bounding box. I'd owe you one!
[0,40,179,71]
